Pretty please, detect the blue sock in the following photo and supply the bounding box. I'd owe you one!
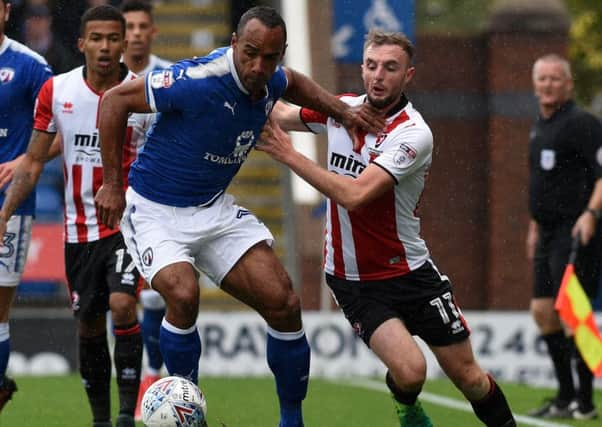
[0,323,10,381]
[142,308,165,372]
[266,327,310,427]
[159,319,201,383]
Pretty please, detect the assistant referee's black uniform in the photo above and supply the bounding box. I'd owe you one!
[528,99,602,411]
[529,99,602,299]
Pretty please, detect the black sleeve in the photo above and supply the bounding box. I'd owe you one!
[573,112,602,179]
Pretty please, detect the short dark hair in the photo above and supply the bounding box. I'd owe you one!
[121,0,153,21]
[80,5,126,37]
[363,29,415,60]
[236,6,286,43]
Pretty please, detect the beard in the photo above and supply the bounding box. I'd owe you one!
[367,93,396,110]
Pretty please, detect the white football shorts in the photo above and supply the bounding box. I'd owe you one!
[0,214,33,287]
[121,188,274,286]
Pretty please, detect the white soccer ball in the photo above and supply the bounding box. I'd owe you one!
[141,376,208,427]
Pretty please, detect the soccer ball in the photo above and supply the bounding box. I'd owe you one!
[141,376,208,427]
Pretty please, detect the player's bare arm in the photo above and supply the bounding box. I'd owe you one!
[96,77,150,229]
[0,130,54,238]
[269,101,308,132]
[281,67,385,135]
[258,118,394,211]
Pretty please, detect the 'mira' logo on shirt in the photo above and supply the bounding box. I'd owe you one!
[330,152,366,177]
[0,68,15,84]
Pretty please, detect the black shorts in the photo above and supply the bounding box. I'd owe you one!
[65,232,140,321]
[326,261,470,347]
[533,222,601,299]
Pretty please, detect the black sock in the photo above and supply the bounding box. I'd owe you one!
[543,331,575,402]
[470,374,516,427]
[572,340,594,405]
[80,334,111,423]
[114,322,143,416]
[385,370,420,406]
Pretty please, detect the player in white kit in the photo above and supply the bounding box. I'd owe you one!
[259,30,516,427]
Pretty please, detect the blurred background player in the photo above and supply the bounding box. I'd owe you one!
[0,0,52,412]
[259,29,516,427]
[0,5,147,426]
[95,6,383,427]
[526,53,602,420]
[21,2,80,74]
[119,0,172,420]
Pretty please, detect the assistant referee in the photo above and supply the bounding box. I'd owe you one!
[526,53,602,420]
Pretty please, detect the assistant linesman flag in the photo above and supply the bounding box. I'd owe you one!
[554,237,602,377]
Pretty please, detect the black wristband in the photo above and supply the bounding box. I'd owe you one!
[586,208,601,220]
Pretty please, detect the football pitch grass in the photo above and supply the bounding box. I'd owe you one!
[1,375,601,426]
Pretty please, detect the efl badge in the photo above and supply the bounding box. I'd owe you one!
[540,149,555,170]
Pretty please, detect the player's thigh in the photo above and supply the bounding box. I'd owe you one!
[370,318,426,381]
[0,215,33,316]
[220,241,293,312]
[65,241,109,321]
[120,188,196,287]
[195,196,275,287]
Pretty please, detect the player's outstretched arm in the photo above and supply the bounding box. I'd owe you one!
[257,118,394,211]
[270,101,306,132]
[0,130,54,239]
[281,67,384,135]
[96,77,150,229]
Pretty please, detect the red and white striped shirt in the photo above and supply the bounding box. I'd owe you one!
[34,66,149,243]
[301,94,433,281]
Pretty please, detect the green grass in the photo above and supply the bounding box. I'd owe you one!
[0,375,601,426]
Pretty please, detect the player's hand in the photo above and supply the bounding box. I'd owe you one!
[95,184,125,229]
[0,155,25,189]
[256,118,293,162]
[572,211,597,245]
[340,103,385,151]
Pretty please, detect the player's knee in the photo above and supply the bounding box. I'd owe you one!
[390,360,426,390]
[452,365,488,398]
[263,288,302,328]
[109,293,138,324]
[164,282,200,320]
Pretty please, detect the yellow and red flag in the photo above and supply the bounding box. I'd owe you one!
[555,263,602,377]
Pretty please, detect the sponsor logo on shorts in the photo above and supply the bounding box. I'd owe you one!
[142,247,153,266]
[121,272,136,286]
[450,319,465,334]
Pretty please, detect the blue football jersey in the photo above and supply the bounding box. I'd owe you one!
[0,36,52,215]
[130,47,287,207]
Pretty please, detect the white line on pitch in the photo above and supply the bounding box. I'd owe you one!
[337,378,571,427]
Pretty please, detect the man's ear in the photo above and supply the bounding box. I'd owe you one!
[281,43,288,60]
[77,37,85,53]
[230,32,237,47]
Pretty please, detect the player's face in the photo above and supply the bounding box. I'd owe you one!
[361,44,414,110]
[78,20,125,76]
[232,18,286,97]
[124,11,155,58]
[533,60,572,109]
[0,2,11,37]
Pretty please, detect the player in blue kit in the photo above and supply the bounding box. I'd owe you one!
[0,0,52,411]
[95,6,383,427]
